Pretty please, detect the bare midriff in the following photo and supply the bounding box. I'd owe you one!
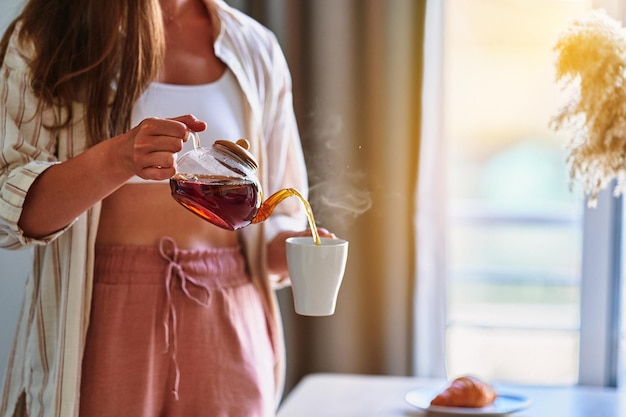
[95,183,238,249]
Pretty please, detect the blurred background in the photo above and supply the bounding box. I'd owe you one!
[1,0,625,404]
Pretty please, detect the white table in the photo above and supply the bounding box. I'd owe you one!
[276,373,626,417]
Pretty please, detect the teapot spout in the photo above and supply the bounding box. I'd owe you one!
[251,188,297,224]
[251,188,321,245]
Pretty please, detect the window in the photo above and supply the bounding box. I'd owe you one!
[441,0,624,386]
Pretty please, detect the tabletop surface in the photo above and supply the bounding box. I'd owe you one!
[276,373,626,417]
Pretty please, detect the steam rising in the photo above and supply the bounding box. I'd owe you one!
[305,146,373,234]
[301,106,373,234]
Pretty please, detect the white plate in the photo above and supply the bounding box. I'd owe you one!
[405,387,532,416]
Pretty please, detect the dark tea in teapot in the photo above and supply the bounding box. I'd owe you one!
[170,174,259,230]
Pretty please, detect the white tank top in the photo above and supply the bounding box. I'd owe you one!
[127,69,246,183]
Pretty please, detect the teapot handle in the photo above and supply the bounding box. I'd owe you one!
[190,131,201,150]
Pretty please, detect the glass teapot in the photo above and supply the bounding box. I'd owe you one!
[170,132,320,243]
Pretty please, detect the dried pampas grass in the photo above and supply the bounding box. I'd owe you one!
[551,9,626,207]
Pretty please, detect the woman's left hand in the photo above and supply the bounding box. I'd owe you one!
[266,228,336,276]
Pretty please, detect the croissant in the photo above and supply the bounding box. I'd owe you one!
[430,376,497,408]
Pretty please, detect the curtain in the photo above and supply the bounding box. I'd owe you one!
[413,0,447,379]
[231,0,432,395]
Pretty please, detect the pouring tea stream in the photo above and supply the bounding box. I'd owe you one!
[170,133,321,245]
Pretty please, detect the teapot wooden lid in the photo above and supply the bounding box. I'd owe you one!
[214,139,258,170]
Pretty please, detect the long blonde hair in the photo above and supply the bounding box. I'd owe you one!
[0,0,166,146]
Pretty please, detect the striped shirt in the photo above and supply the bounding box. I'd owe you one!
[0,1,307,416]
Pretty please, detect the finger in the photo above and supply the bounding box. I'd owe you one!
[168,114,207,133]
[132,149,178,175]
[138,117,189,139]
[146,136,185,153]
[139,166,176,181]
[316,227,336,239]
[151,151,178,168]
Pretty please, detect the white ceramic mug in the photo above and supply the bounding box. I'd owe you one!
[286,237,349,316]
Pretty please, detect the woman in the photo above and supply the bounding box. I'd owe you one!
[0,0,330,416]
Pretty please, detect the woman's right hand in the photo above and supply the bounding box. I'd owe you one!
[18,114,206,239]
[117,114,207,181]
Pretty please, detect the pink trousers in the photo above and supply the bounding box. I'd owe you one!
[79,237,275,417]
